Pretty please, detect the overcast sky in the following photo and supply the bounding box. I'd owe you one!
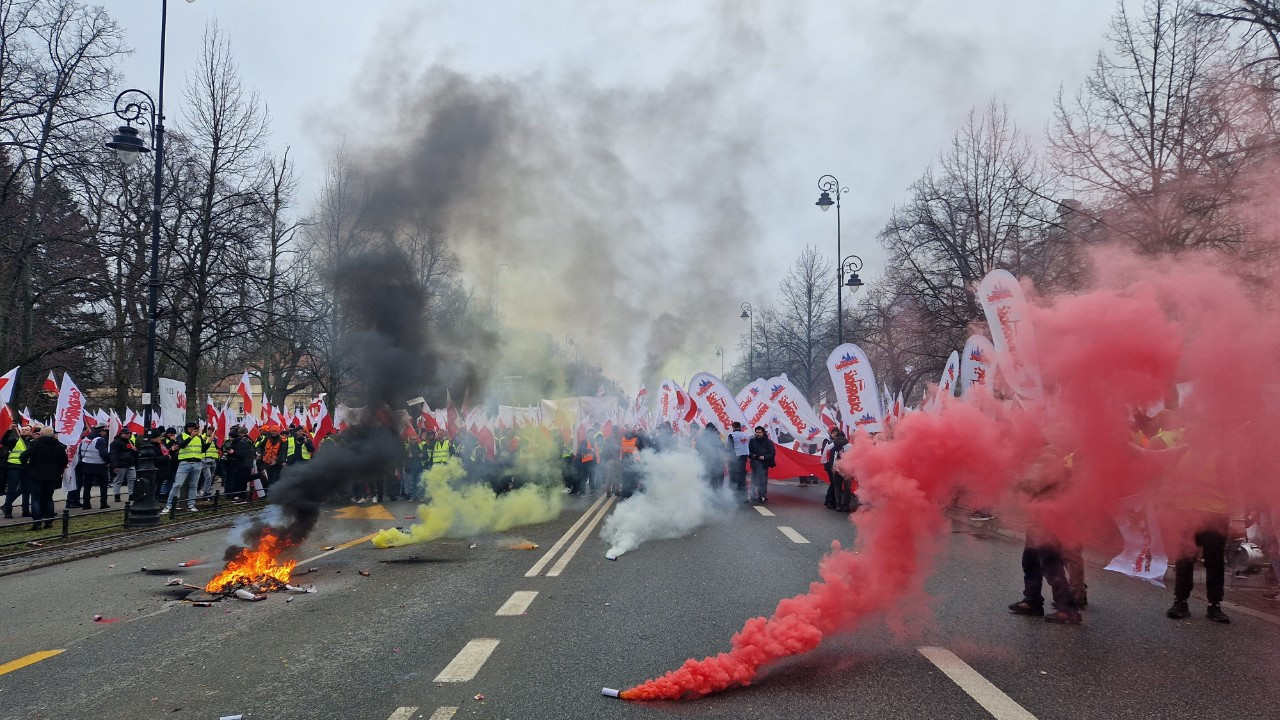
[103,0,1118,387]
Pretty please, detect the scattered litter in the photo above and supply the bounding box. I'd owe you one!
[504,540,540,550]
[93,615,122,623]
[165,578,182,586]
[322,545,335,551]
[140,566,148,572]
[284,584,316,594]
[285,597,294,604]
[602,687,621,698]
[358,570,370,577]
[219,715,243,720]
[177,559,203,568]
[404,516,414,520]
[1039,670,1048,675]
[93,614,102,621]
[468,543,478,549]
[191,602,213,607]
[107,564,116,568]
[166,536,188,542]
[233,589,266,602]
[473,694,485,701]
[26,541,43,548]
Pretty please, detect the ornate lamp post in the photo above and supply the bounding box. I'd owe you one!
[714,344,725,377]
[739,302,753,379]
[105,0,184,526]
[815,174,848,343]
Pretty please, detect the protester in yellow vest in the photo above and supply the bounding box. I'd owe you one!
[163,421,206,515]
[2,426,31,518]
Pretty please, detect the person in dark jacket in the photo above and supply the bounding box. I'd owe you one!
[109,432,140,502]
[222,427,255,502]
[22,427,68,530]
[747,426,776,504]
[694,423,726,488]
[76,426,112,509]
[155,428,177,501]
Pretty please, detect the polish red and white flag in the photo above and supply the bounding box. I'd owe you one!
[43,370,58,394]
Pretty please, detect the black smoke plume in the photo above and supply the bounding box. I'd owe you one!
[228,246,428,556]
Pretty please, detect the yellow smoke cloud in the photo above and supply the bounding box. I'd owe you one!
[371,461,563,548]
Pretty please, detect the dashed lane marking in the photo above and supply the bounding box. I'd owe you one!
[427,708,458,720]
[434,639,500,682]
[0,649,64,677]
[546,496,616,577]
[778,526,809,544]
[298,531,380,565]
[753,505,775,517]
[386,707,418,720]
[918,646,1038,720]
[496,590,539,616]
[525,495,607,577]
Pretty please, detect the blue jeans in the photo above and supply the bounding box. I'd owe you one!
[3,466,27,515]
[401,468,421,499]
[31,483,55,522]
[166,461,202,510]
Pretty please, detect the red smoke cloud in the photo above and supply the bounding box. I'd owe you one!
[622,246,1280,701]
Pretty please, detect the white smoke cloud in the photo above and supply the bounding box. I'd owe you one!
[600,448,738,559]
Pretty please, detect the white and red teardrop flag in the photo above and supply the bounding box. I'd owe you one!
[54,373,85,445]
[658,379,679,425]
[764,374,827,443]
[960,334,997,397]
[977,269,1043,405]
[925,350,962,413]
[688,372,748,434]
[235,371,254,418]
[825,344,885,434]
[736,379,771,429]
[43,370,58,394]
[124,407,144,435]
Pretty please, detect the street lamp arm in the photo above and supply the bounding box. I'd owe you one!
[112,89,158,131]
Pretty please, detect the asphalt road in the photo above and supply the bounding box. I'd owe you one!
[2,481,1279,720]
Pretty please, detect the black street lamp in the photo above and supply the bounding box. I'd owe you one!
[739,302,753,379]
[714,344,724,378]
[842,254,864,292]
[816,174,848,344]
[106,0,180,527]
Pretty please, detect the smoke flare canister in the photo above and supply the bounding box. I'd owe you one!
[602,688,621,698]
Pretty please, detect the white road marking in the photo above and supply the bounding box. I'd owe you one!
[434,639,500,682]
[918,646,1038,720]
[386,707,418,720]
[496,590,539,616]
[525,495,607,577]
[778,526,809,544]
[753,505,775,517]
[547,496,616,577]
[427,708,458,720]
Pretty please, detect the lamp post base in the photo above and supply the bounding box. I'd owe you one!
[126,457,161,528]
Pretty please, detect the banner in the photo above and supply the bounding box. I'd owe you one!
[1104,495,1169,587]
[54,373,85,445]
[926,350,961,413]
[158,377,187,428]
[767,442,829,482]
[688,372,748,434]
[657,379,683,425]
[825,344,884,434]
[977,269,1042,404]
[764,374,827,443]
[959,334,997,397]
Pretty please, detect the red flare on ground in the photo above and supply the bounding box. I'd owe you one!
[623,404,1040,701]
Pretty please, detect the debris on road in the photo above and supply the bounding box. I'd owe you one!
[322,545,335,551]
[284,584,316,593]
[166,536,188,542]
[474,693,485,701]
[165,578,182,586]
[357,570,370,577]
[191,602,213,607]
[26,541,44,548]
[233,589,267,602]
[177,558,204,567]
[503,540,540,550]
[602,687,621,698]
[468,543,478,549]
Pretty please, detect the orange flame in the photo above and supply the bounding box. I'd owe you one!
[204,530,297,593]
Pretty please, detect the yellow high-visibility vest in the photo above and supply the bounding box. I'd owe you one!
[177,433,205,461]
[7,438,26,465]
